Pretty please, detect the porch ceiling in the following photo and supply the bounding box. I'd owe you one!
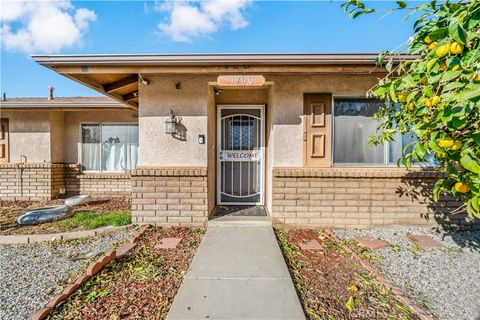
[59,73,139,109]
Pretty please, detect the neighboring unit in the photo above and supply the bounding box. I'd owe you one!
[0,97,137,199]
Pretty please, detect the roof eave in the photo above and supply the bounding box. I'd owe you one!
[32,53,418,66]
[0,102,131,110]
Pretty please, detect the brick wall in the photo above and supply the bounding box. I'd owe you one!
[51,165,66,199]
[64,164,81,195]
[0,163,65,200]
[131,167,209,227]
[76,173,131,197]
[0,163,131,200]
[272,168,478,230]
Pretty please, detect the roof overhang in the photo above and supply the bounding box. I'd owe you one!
[0,100,130,111]
[32,53,417,66]
[32,53,418,108]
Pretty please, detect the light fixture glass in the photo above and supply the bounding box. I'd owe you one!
[165,109,178,134]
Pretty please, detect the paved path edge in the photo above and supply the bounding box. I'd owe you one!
[0,224,136,244]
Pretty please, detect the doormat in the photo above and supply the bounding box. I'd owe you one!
[212,205,267,217]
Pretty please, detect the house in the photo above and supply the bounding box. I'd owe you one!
[0,53,469,228]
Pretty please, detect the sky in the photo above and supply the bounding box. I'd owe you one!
[0,0,419,98]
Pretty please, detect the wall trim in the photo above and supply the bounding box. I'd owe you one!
[273,167,443,178]
[78,173,131,179]
[0,163,72,169]
[131,166,207,177]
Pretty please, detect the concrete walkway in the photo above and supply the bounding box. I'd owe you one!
[167,225,305,320]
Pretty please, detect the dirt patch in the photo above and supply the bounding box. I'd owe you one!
[276,228,420,320]
[48,227,204,320]
[0,197,130,235]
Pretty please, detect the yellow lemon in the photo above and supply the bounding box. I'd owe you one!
[431,95,441,106]
[450,140,462,151]
[436,45,450,57]
[454,182,470,193]
[449,42,464,55]
[399,93,408,102]
[408,102,415,111]
[476,74,480,81]
[438,138,454,148]
[425,98,432,107]
[460,151,465,157]
[428,42,438,50]
[426,96,441,107]
[424,36,433,44]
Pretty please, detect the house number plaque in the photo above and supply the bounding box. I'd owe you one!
[217,75,265,87]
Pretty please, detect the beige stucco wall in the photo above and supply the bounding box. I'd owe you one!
[0,110,51,162]
[0,109,137,164]
[50,111,65,163]
[138,74,213,166]
[268,74,381,167]
[63,110,137,163]
[138,73,381,167]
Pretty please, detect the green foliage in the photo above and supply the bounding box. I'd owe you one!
[86,288,111,303]
[53,210,131,230]
[343,0,480,218]
[132,262,164,281]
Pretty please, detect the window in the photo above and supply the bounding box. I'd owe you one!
[81,123,138,172]
[333,98,433,166]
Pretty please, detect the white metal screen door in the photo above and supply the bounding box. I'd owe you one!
[217,105,265,205]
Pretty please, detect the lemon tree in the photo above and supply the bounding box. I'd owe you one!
[343,0,480,217]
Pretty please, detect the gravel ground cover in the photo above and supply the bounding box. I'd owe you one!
[0,229,134,320]
[334,226,480,320]
[48,227,204,320]
[0,197,130,235]
[276,228,419,320]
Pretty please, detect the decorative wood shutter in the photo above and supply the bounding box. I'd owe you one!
[304,94,332,167]
[0,118,9,163]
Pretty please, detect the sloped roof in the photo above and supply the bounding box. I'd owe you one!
[0,96,129,110]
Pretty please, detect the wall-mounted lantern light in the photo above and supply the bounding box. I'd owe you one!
[165,109,180,134]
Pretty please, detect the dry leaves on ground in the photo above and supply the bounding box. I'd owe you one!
[276,228,419,320]
[48,227,204,320]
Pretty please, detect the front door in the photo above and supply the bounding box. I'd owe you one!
[217,105,264,205]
